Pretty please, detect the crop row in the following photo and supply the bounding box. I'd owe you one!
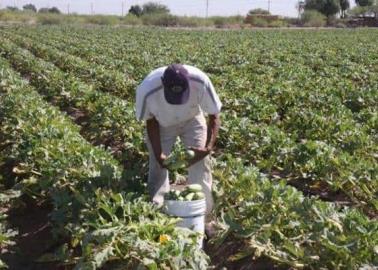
[0,37,146,177]
[0,189,19,268]
[1,26,377,269]
[1,55,377,269]
[212,156,378,269]
[20,27,377,133]
[1,31,137,100]
[21,27,377,139]
[3,29,377,211]
[15,27,378,91]
[0,56,208,269]
[10,27,378,213]
[16,28,377,136]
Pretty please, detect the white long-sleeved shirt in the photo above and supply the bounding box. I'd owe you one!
[136,65,222,127]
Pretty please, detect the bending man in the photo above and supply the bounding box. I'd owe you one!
[136,64,222,215]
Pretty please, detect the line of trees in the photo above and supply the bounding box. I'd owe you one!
[3,0,376,24]
[128,2,170,17]
[5,3,61,14]
[303,0,377,18]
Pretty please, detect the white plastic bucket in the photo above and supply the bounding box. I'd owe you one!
[163,199,206,248]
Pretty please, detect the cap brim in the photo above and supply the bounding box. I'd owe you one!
[164,86,190,105]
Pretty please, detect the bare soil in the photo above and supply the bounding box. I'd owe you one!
[1,198,71,270]
[204,237,289,270]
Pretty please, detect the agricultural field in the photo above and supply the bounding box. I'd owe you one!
[0,26,377,269]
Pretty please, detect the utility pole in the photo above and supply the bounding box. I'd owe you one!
[122,2,124,16]
[297,1,305,19]
[268,0,271,13]
[67,3,70,14]
[297,0,300,19]
[91,2,94,14]
[206,0,209,18]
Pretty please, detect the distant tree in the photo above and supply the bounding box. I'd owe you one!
[142,2,170,14]
[38,7,50,13]
[301,9,327,26]
[355,0,374,6]
[6,6,19,11]
[23,3,37,12]
[247,8,270,15]
[38,7,61,14]
[49,7,61,14]
[305,0,341,17]
[371,4,378,18]
[340,0,350,17]
[129,5,143,17]
[350,0,377,18]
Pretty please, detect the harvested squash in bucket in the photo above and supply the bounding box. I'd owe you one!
[165,184,205,201]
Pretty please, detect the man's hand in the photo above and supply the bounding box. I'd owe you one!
[188,147,211,167]
[156,153,167,168]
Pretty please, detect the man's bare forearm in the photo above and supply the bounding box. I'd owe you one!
[146,117,162,160]
[206,114,221,151]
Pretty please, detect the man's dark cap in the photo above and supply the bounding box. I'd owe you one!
[161,64,190,105]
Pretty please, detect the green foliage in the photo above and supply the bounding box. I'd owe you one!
[248,17,269,27]
[37,14,65,25]
[38,7,61,14]
[268,19,289,27]
[214,156,378,269]
[128,5,143,17]
[0,58,123,223]
[211,16,229,28]
[350,4,378,16]
[248,8,271,15]
[301,9,327,26]
[0,10,289,28]
[141,13,179,26]
[355,0,375,6]
[142,2,170,15]
[15,26,376,212]
[121,14,143,25]
[75,191,209,269]
[1,26,377,269]
[0,190,20,269]
[49,7,61,14]
[175,16,214,27]
[0,54,208,269]
[0,10,33,23]
[340,0,351,17]
[6,6,19,12]
[350,5,370,14]
[340,0,351,10]
[305,0,341,16]
[84,15,119,25]
[23,4,37,12]
[210,15,244,28]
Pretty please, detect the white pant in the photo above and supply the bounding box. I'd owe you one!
[146,113,214,214]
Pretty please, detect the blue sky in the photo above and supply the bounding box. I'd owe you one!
[1,0,356,18]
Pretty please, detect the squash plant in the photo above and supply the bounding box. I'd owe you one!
[0,58,209,269]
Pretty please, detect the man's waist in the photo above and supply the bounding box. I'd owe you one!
[158,111,204,128]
